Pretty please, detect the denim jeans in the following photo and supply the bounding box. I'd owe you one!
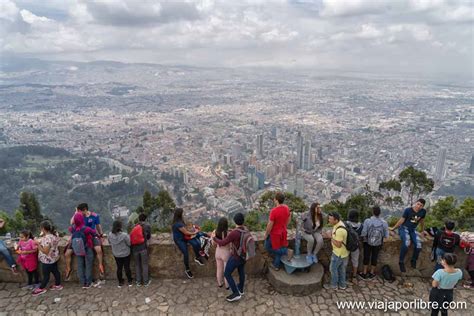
[0,240,16,267]
[77,247,94,286]
[224,256,245,295]
[434,248,446,271]
[329,253,349,288]
[399,226,422,264]
[133,249,149,284]
[264,236,288,269]
[175,238,201,270]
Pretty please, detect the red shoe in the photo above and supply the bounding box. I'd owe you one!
[32,288,47,296]
[50,285,64,291]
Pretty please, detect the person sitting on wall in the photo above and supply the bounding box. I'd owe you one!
[0,217,18,274]
[264,192,293,271]
[389,198,429,273]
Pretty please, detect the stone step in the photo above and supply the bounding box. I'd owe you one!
[267,262,324,296]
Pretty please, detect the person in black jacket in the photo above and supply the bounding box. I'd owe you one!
[432,221,460,271]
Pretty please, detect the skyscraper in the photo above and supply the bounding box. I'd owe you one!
[296,131,304,169]
[434,148,447,181]
[256,134,264,158]
[469,154,474,175]
[303,140,312,170]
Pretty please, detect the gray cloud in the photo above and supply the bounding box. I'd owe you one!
[0,0,472,79]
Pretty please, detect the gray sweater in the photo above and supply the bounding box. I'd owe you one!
[108,232,131,258]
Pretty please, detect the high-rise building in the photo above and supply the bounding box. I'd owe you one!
[296,177,305,197]
[247,165,257,191]
[434,148,447,181]
[256,134,264,158]
[469,154,474,174]
[303,140,312,170]
[231,144,241,161]
[318,146,323,160]
[256,171,265,190]
[271,127,279,140]
[296,131,304,169]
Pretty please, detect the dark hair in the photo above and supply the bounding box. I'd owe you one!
[112,220,123,234]
[138,213,147,222]
[215,217,228,240]
[234,212,245,226]
[442,253,457,266]
[348,209,359,222]
[445,220,455,231]
[274,192,285,204]
[417,198,426,206]
[40,220,56,234]
[20,229,34,240]
[310,202,323,230]
[172,208,184,225]
[373,206,381,217]
[328,212,340,221]
[77,203,89,212]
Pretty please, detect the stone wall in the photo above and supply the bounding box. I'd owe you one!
[0,231,470,283]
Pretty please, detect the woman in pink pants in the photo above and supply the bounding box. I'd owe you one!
[213,218,231,289]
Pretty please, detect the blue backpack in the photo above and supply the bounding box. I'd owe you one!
[71,226,87,256]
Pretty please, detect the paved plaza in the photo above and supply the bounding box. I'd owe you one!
[0,275,472,315]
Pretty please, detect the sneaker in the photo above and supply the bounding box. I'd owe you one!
[185,270,194,279]
[144,280,151,287]
[463,283,474,289]
[226,293,242,302]
[268,264,280,271]
[410,260,417,269]
[22,284,34,290]
[82,284,92,289]
[238,289,245,296]
[11,265,18,275]
[32,288,47,296]
[194,257,205,266]
[50,285,63,291]
[323,284,337,290]
[338,285,347,290]
[33,283,41,289]
[358,272,367,280]
[367,273,376,280]
[312,255,318,264]
[306,255,313,264]
[92,281,101,288]
[399,262,406,273]
[136,282,142,287]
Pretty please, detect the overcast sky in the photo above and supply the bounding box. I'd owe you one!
[1,0,472,78]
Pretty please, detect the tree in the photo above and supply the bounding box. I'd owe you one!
[254,191,307,229]
[458,197,474,229]
[19,192,44,234]
[398,166,434,205]
[142,190,154,216]
[155,190,176,228]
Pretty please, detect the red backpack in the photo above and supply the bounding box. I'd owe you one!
[130,224,145,245]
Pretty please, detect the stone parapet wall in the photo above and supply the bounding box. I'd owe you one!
[0,231,469,283]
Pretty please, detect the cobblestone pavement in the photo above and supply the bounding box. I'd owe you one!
[0,276,472,315]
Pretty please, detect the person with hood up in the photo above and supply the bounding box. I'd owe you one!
[69,212,96,288]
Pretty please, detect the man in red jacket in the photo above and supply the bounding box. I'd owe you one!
[264,192,292,270]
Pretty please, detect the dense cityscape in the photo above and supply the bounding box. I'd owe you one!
[1,59,473,226]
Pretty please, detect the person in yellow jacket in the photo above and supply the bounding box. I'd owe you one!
[324,212,349,290]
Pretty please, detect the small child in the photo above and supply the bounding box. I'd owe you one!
[15,230,40,290]
[108,220,132,288]
[429,253,463,316]
[32,220,63,296]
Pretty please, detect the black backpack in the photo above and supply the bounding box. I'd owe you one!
[336,223,360,252]
[382,264,395,282]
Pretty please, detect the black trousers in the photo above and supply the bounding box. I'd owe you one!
[114,255,132,284]
[39,262,60,289]
[469,270,474,285]
[362,242,381,266]
[429,287,454,316]
[27,269,40,285]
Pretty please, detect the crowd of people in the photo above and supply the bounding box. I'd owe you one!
[0,194,473,311]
